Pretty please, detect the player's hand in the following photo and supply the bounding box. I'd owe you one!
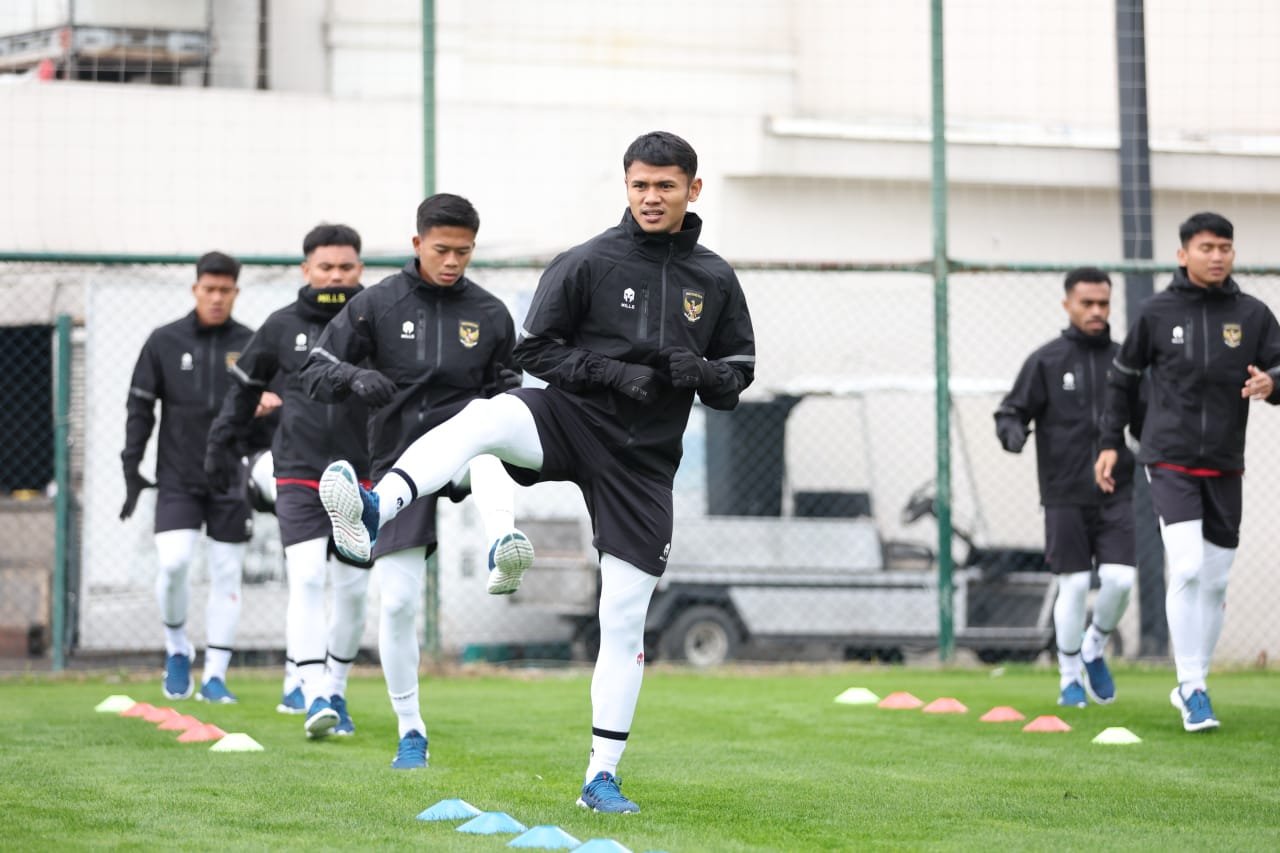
[350,369,397,407]
[1094,449,1118,494]
[1242,364,1274,401]
[497,367,523,392]
[995,419,1029,453]
[204,443,243,494]
[120,467,155,521]
[592,357,662,404]
[255,390,283,418]
[662,347,718,389]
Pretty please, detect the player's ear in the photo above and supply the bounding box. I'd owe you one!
[688,176,703,203]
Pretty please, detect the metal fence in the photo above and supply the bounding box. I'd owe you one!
[3,257,1279,670]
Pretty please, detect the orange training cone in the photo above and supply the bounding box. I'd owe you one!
[877,692,924,710]
[121,702,155,718]
[980,706,1026,722]
[1023,715,1072,733]
[177,724,227,743]
[922,697,968,714]
[158,714,202,732]
[144,706,180,724]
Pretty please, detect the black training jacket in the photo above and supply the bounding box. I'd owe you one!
[995,325,1139,505]
[299,259,516,479]
[1100,269,1280,470]
[123,311,274,493]
[515,210,756,482]
[209,285,372,480]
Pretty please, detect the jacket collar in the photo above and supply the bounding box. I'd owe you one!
[620,209,702,259]
[296,284,362,321]
[1063,323,1112,349]
[185,310,235,334]
[403,258,470,296]
[1170,267,1240,299]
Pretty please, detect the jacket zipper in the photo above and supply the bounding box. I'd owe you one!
[1087,352,1098,464]
[1200,302,1209,458]
[659,244,672,349]
[207,332,218,411]
[638,285,649,340]
[417,307,430,425]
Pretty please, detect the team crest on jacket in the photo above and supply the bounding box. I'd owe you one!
[682,288,705,323]
[1223,323,1242,348]
[458,320,480,349]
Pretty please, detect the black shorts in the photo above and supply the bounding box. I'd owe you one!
[373,494,438,558]
[154,487,253,543]
[1146,465,1243,549]
[274,483,335,548]
[1043,491,1135,574]
[506,388,673,576]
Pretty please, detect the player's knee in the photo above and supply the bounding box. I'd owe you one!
[381,587,417,625]
[1098,563,1136,593]
[1056,570,1091,601]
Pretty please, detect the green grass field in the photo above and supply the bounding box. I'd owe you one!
[2,663,1277,851]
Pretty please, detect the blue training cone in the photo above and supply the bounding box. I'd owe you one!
[456,812,527,835]
[417,798,483,821]
[574,841,635,853]
[508,825,581,849]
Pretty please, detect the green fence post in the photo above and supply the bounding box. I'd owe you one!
[52,314,72,671]
[930,0,955,662]
[422,0,436,198]
[424,550,441,662]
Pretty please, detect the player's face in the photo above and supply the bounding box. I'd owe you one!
[191,273,239,326]
[412,225,475,287]
[1177,231,1234,287]
[626,162,702,234]
[301,245,362,289]
[1062,281,1111,336]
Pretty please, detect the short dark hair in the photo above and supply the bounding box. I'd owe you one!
[623,131,698,179]
[196,251,241,281]
[416,193,480,236]
[1064,266,1111,293]
[303,223,362,257]
[1179,211,1233,246]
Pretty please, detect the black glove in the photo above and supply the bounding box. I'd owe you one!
[663,347,718,389]
[204,441,243,494]
[349,368,397,407]
[589,356,662,404]
[497,367,523,392]
[996,418,1030,453]
[120,467,155,521]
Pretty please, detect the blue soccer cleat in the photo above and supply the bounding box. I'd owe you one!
[486,530,535,595]
[276,685,305,714]
[330,694,355,736]
[304,696,339,739]
[319,460,378,563]
[163,652,193,700]
[1057,681,1087,708]
[391,730,429,769]
[1170,686,1220,732]
[577,771,640,814]
[1082,655,1117,704]
[197,676,238,704]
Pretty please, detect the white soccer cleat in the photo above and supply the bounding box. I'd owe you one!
[319,460,377,564]
[486,530,535,595]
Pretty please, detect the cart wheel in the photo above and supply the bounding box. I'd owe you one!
[659,606,740,668]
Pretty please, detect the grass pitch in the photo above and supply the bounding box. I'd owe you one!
[2,663,1277,851]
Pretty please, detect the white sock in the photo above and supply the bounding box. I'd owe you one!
[1057,651,1083,688]
[1199,541,1234,685]
[378,547,426,737]
[584,553,658,782]
[327,558,371,697]
[1053,570,1090,663]
[203,540,245,683]
[285,537,330,706]
[1084,563,1136,661]
[466,454,516,542]
[1162,520,1205,685]
[155,529,198,653]
[375,395,543,529]
[283,658,299,694]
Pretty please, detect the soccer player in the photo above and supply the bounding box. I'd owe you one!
[1096,212,1280,732]
[316,132,756,811]
[299,194,528,768]
[995,268,1140,708]
[206,224,373,738]
[121,251,278,704]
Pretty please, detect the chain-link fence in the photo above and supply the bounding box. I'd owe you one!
[4,258,1280,668]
